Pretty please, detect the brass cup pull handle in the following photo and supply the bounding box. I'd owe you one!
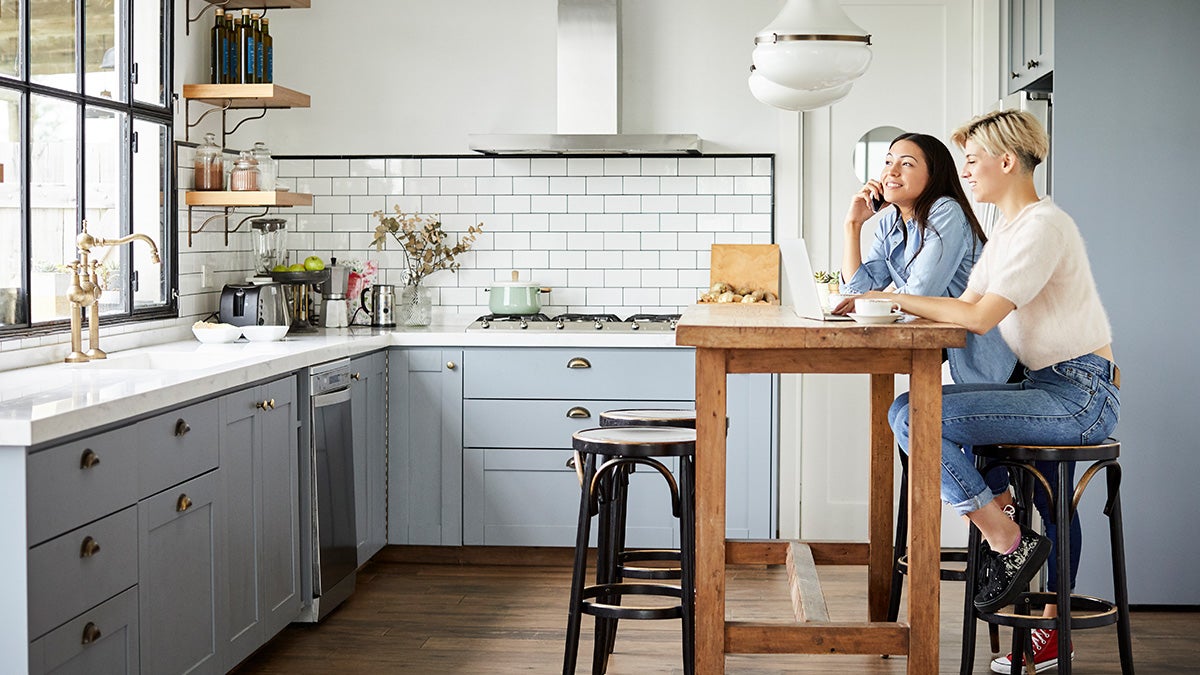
[174,419,190,437]
[256,399,274,410]
[351,372,361,380]
[567,451,584,487]
[446,361,457,370]
[566,406,591,419]
[81,621,102,645]
[80,536,101,558]
[567,357,591,369]
[80,449,100,469]
[176,494,192,512]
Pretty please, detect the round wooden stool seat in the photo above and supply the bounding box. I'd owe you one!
[572,426,695,458]
[600,408,696,428]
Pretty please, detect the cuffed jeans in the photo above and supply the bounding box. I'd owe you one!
[889,353,1120,591]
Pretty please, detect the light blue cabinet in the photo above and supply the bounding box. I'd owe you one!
[351,350,388,565]
[387,348,464,545]
[28,587,139,675]
[1004,0,1054,93]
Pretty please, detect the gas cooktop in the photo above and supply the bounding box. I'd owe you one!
[466,313,680,333]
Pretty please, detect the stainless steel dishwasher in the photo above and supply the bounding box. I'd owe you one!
[298,358,357,621]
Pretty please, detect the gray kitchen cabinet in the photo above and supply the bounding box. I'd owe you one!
[387,348,463,545]
[218,376,301,671]
[28,587,139,675]
[1004,0,1054,93]
[351,350,388,565]
[137,469,221,675]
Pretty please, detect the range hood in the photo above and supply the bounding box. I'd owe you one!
[469,0,702,155]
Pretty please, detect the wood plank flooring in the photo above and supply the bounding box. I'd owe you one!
[234,551,1197,674]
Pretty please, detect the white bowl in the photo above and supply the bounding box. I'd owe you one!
[241,325,289,342]
[192,324,242,344]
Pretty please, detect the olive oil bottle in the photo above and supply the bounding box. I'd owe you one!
[210,8,225,83]
[225,13,239,83]
[240,8,256,83]
[260,17,273,83]
[252,14,265,83]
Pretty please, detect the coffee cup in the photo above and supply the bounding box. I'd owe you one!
[854,297,900,316]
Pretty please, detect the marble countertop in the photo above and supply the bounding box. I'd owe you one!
[0,317,683,448]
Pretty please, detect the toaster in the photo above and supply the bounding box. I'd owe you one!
[218,283,291,327]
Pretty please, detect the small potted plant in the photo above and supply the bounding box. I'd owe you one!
[813,270,840,310]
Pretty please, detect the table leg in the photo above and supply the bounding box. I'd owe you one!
[868,373,895,623]
[906,349,943,673]
[694,348,728,673]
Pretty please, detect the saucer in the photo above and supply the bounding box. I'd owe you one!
[849,312,902,325]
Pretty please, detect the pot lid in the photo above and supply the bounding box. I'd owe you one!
[491,270,542,287]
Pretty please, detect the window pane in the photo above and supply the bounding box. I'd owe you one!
[85,0,122,102]
[29,94,77,324]
[0,88,22,326]
[132,118,166,308]
[84,105,124,316]
[0,1,19,81]
[31,1,77,91]
[133,0,163,106]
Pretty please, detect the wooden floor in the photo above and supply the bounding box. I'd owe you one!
[235,552,1197,674]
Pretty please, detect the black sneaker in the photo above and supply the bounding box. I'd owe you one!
[973,525,1051,612]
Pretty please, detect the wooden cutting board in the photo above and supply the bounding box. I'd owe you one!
[709,244,780,295]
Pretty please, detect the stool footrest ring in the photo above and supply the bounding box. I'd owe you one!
[978,591,1120,630]
[619,548,683,580]
[581,582,685,621]
[895,549,970,582]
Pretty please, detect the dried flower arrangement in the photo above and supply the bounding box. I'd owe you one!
[370,208,483,286]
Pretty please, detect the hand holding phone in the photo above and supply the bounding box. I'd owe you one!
[869,194,885,213]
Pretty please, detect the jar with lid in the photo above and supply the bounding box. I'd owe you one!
[250,141,275,191]
[193,132,224,190]
[229,151,260,191]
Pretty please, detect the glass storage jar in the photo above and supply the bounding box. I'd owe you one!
[229,151,260,191]
[250,141,275,191]
[193,132,224,190]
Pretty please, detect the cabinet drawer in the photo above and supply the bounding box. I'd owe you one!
[137,398,219,498]
[26,425,138,545]
[463,398,693,449]
[28,505,138,639]
[463,348,694,400]
[28,586,139,675]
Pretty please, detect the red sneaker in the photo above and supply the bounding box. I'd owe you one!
[990,628,1074,673]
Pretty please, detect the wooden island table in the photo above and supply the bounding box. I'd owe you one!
[675,303,966,673]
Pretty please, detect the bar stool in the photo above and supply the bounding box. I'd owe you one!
[963,439,1133,675]
[562,426,696,675]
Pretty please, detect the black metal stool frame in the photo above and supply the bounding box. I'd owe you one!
[965,439,1134,675]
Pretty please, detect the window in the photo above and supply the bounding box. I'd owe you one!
[0,0,174,332]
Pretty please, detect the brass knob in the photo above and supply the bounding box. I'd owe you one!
[1026,59,1039,69]
[176,494,192,512]
[267,398,276,410]
[80,536,101,558]
[174,419,190,437]
[446,361,456,370]
[81,621,102,645]
[80,449,100,469]
[1011,71,1020,78]
[567,357,591,369]
[351,372,361,380]
[566,406,591,419]
[256,400,269,410]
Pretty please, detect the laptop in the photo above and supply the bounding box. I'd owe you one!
[779,238,853,321]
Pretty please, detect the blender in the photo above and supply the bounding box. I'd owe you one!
[322,258,351,328]
[250,218,288,283]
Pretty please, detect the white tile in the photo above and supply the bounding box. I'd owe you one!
[404,177,440,195]
[421,195,459,214]
[678,157,715,176]
[661,288,700,305]
[735,176,772,194]
[567,158,604,176]
[387,158,422,176]
[458,195,495,213]
[439,286,478,305]
[621,213,659,232]
[537,269,569,287]
[349,232,378,251]
[350,158,385,176]
[513,213,550,231]
[477,177,514,195]
[623,250,660,269]
[332,214,368,232]
[752,195,773,213]
[493,232,531,251]
[603,195,640,213]
[697,213,735,232]
[422,158,459,176]
[585,251,622,268]
[385,195,423,213]
[679,269,709,287]
[660,251,697,268]
[679,232,717,249]
[296,176,332,196]
[513,176,549,194]
[585,214,622,231]
[530,158,567,176]
[751,232,773,244]
[438,177,475,195]
[568,269,605,286]
[586,176,623,195]
[333,177,368,195]
[641,232,678,250]
[351,195,387,214]
[697,176,734,195]
[586,287,623,305]
[313,195,350,213]
[567,195,604,213]
[548,214,583,234]
[715,157,753,176]
[604,269,641,286]
[640,195,679,213]
[314,159,350,177]
[567,232,604,250]
[368,177,405,195]
[714,231,755,244]
[603,232,640,249]
[551,287,587,305]
[752,157,772,175]
[641,158,678,176]
[659,176,697,195]
[278,159,314,177]
[474,250,514,268]
[549,176,586,195]
[296,214,333,231]
[513,249,549,269]
[623,176,660,194]
[641,269,678,287]
[715,195,753,213]
[734,213,772,232]
[530,195,568,213]
[443,213,483,231]
[601,157,640,175]
[494,195,532,213]
[312,232,350,250]
[481,214,513,232]
[550,250,587,269]
[495,158,531,176]
[623,287,660,305]
[679,195,716,213]
[458,158,495,176]
[530,232,567,249]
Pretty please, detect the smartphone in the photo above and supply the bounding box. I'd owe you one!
[869,194,885,213]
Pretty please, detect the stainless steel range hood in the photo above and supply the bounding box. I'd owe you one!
[469,0,702,156]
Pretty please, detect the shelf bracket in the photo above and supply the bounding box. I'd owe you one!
[186,0,231,36]
[186,205,272,247]
[184,99,232,143]
[227,107,269,136]
[231,208,272,245]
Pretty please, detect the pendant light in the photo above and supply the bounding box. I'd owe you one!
[749,0,872,111]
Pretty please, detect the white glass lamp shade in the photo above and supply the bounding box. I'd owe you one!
[748,69,853,111]
[750,0,871,110]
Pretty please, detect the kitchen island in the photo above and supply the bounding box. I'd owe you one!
[675,303,965,673]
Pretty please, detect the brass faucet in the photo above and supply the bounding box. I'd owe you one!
[64,220,162,363]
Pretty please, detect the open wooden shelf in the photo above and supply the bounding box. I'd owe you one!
[182,83,310,109]
[204,0,310,9]
[185,190,313,207]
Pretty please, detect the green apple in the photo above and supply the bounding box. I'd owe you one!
[303,255,325,272]
[287,263,306,272]
[271,264,288,273]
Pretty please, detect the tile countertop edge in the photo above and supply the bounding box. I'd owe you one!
[0,323,686,448]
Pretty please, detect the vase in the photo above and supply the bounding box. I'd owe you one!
[398,284,432,326]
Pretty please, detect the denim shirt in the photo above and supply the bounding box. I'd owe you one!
[842,196,1018,384]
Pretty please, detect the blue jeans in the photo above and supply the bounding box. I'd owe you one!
[889,353,1120,591]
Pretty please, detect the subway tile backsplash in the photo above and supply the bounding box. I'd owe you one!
[276,155,774,318]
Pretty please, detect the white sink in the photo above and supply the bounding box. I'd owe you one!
[80,351,248,371]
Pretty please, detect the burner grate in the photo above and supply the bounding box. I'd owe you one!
[550,313,622,323]
[476,313,551,322]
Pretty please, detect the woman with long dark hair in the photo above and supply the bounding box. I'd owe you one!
[837,132,1017,384]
